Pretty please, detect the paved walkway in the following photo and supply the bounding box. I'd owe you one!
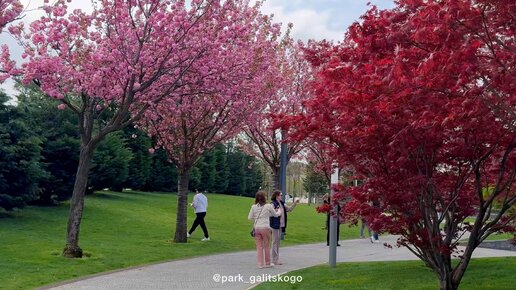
[43,236,516,290]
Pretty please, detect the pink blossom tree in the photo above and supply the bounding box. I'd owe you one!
[140,0,283,243]
[1,0,282,257]
[0,0,22,81]
[304,140,338,184]
[239,38,313,190]
[0,0,22,33]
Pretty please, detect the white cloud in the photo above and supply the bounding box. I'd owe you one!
[261,0,395,42]
[261,2,343,42]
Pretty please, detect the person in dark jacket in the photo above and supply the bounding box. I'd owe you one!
[270,190,299,265]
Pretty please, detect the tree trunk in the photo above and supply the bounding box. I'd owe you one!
[272,166,280,191]
[434,254,458,290]
[438,272,458,290]
[450,211,483,289]
[63,145,94,258]
[174,169,190,243]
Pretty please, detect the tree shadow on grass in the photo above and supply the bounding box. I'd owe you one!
[0,211,15,218]
[121,190,178,196]
[92,192,130,200]
[92,190,177,201]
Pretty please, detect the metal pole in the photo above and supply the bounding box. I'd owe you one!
[279,129,288,200]
[329,165,339,267]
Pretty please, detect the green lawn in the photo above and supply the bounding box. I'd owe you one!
[254,257,516,290]
[0,190,354,289]
[463,217,515,241]
[483,232,514,241]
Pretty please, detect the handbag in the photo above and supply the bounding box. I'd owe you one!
[250,205,265,238]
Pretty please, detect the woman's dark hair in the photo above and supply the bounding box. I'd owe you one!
[255,191,267,205]
[271,190,282,201]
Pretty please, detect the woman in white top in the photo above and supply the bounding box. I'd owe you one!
[248,190,281,268]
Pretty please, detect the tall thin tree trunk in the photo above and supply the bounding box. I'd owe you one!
[451,211,483,288]
[63,145,94,258]
[272,166,280,191]
[174,169,190,243]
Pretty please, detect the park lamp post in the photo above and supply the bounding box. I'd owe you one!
[279,129,288,200]
[329,164,339,267]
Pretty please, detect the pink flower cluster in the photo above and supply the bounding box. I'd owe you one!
[0,0,22,33]
[2,0,294,176]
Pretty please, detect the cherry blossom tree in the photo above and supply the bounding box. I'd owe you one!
[0,0,22,81]
[1,0,282,257]
[138,0,283,243]
[0,0,22,33]
[288,1,515,289]
[305,140,340,184]
[239,38,313,190]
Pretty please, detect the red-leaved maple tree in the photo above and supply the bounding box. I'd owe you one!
[139,0,283,243]
[1,0,282,257]
[288,1,515,289]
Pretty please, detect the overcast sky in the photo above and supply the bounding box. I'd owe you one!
[262,0,395,41]
[0,0,395,96]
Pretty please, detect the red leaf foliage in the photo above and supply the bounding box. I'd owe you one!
[285,0,515,284]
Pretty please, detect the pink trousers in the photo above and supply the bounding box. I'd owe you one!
[254,227,271,267]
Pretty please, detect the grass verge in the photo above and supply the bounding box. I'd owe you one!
[253,257,516,290]
[0,190,355,289]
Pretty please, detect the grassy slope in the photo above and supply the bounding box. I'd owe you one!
[0,191,343,289]
[2,191,512,289]
[254,257,516,290]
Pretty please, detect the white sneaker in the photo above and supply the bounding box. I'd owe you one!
[187,233,191,238]
[374,239,381,243]
[201,237,210,241]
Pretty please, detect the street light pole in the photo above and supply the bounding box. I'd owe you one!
[279,129,288,200]
[329,165,339,267]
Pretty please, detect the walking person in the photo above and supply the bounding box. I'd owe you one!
[323,193,330,230]
[248,191,281,269]
[370,229,380,243]
[369,199,381,243]
[270,190,299,265]
[187,189,210,241]
[360,218,371,238]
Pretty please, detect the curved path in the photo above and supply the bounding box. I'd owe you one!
[42,236,516,290]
